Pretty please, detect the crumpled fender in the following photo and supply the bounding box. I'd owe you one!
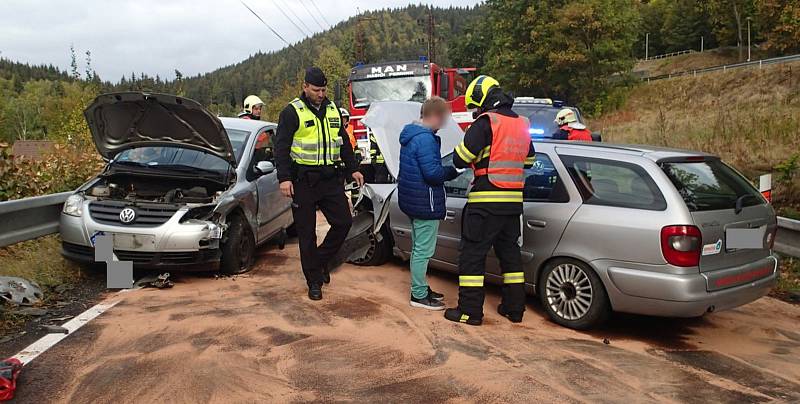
[356,183,397,234]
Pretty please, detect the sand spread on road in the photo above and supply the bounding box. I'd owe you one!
[13,232,800,403]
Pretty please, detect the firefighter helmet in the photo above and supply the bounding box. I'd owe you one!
[339,107,350,119]
[554,108,578,126]
[465,75,500,109]
[243,95,265,114]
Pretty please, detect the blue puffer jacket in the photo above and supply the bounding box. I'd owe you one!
[398,122,459,220]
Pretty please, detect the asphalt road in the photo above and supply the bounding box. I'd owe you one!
[9,235,800,403]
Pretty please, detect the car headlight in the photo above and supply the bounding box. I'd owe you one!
[62,194,84,217]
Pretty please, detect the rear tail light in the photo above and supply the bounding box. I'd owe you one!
[661,225,702,267]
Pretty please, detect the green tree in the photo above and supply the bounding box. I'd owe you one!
[479,0,640,114]
[755,0,800,54]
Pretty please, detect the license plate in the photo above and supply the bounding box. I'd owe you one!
[725,226,766,249]
[90,231,155,249]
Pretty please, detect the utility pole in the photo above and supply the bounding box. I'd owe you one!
[700,36,704,53]
[645,32,649,60]
[354,10,377,63]
[427,7,436,63]
[747,17,752,62]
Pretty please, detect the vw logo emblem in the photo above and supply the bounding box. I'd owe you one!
[119,207,136,224]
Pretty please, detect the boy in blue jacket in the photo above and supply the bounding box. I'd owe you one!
[398,96,462,310]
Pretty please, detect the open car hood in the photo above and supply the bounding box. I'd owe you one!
[84,92,235,165]
[362,101,465,179]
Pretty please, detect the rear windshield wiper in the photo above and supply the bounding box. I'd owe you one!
[734,194,758,214]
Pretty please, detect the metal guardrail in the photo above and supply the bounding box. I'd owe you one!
[776,216,800,258]
[643,53,800,82]
[0,191,798,259]
[640,50,695,61]
[0,192,71,248]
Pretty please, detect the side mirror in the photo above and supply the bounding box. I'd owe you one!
[254,161,275,175]
[591,132,602,142]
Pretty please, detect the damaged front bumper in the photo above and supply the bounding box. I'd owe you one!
[59,202,225,271]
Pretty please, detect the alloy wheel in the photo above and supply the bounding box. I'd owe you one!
[545,263,593,321]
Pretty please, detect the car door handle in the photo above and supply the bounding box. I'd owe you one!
[444,211,456,222]
[526,219,547,229]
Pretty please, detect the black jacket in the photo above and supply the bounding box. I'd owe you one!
[453,90,535,215]
[274,93,358,182]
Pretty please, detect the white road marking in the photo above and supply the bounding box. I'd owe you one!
[12,299,121,365]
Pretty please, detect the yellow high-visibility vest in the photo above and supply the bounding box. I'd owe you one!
[289,98,343,166]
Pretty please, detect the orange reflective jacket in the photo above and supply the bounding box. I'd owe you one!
[346,125,356,150]
[473,112,530,189]
[561,124,592,141]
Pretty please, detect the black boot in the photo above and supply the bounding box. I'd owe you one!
[497,304,523,323]
[443,308,482,326]
[322,269,331,285]
[308,284,323,301]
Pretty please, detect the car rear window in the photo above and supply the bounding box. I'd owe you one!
[561,155,667,211]
[660,160,764,212]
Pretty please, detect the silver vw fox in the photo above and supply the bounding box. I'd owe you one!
[59,93,293,274]
[349,102,779,329]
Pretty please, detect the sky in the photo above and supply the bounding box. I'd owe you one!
[0,0,483,82]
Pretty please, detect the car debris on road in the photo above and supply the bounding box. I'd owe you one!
[0,277,43,306]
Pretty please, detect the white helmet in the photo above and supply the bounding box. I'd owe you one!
[339,107,350,119]
[554,108,578,126]
[243,95,265,114]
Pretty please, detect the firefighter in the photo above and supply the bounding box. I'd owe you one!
[362,132,389,183]
[444,75,535,326]
[340,107,357,152]
[553,108,592,141]
[238,95,264,120]
[274,67,364,301]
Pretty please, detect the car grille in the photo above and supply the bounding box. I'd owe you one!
[88,201,180,227]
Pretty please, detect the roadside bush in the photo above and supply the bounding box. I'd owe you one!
[0,142,103,200]
[593,63,800,211]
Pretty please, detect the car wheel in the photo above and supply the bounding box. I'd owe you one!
[538,258,610,330]
[220,214,255,275]
[350,225,391,266]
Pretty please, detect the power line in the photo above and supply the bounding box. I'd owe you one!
[239,0,302,59]
[267,0,310,38]
[285,2,315,34]
[297,0,326,31]
[309,0,331,29]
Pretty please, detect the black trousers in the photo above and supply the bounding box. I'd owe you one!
[292,173,352,287]
[457,205,526,319]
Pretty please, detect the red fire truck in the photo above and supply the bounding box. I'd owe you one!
[347,60,475,139]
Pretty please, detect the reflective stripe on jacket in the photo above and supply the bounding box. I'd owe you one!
[472,112,530,189]
[289,98,343,165]
[368,133,385,164]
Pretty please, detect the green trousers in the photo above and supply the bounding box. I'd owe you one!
[410,219,439,299]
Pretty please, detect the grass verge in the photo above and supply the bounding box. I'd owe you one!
[0,235,87,334]
[771,255,800,303]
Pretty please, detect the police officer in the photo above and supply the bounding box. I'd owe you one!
[238,95,264,120]
[553,108,592,141]
[444,75,535,326]
[275,67,364,301]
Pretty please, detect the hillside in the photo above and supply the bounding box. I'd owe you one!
[110,5,482,115]
[592,61,800,215]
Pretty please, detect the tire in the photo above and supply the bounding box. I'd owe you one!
[537,258,610,330]
[220,214,255,275]
[350,225,392,266]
